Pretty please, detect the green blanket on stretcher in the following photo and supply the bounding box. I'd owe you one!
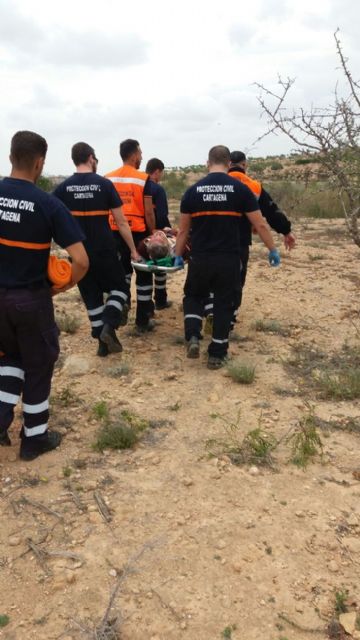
[146,256,173,267]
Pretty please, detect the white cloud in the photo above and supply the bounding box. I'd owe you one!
[0,0,359,174]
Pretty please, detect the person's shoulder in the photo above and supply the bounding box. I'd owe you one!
[149,180,161,194]
[105,166,122,178]
[53,174,73,190]
[94,173,114,187]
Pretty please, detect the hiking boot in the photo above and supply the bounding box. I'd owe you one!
[97,339,109,357]
[135,319,156,335]
[155,300,172,311]
[186,336,200,359]
[207,355,227,370]
[20,430,62,461]
[119,303,129,327]
[0,431,11,446]
[100,324,123,353]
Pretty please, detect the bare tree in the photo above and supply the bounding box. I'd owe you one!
[255,30,360,247]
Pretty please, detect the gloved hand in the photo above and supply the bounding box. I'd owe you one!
[174,256,184,269]
[268,249,281,267]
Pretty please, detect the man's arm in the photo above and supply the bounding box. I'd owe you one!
[144,196,155,233]
[52,242,89,295]
[111,206,140,261]
[175,214,191,257]
[246,210,277,251]
[259,187,296,250]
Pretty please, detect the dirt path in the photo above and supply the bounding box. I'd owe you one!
[0,219,359,640]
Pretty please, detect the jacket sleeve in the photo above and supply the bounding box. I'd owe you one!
[258,187,291,235]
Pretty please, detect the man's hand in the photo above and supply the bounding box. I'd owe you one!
[268,249,281,267]
[284,233,296,250]
[174,256,184,269]
[131,249,141,262]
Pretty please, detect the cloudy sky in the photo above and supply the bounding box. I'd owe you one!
[0,0,359,175]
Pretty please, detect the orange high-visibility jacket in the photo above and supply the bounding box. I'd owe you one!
[228,170,262,199]
[105,166,149,233]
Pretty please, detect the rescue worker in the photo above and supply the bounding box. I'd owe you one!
[205,150,296,326]
[53,142,139,356]
[0,130,88,460]
[175,145,280,370]
[106,139,156,333]
[145,157,172,311]
[229,150,295,293]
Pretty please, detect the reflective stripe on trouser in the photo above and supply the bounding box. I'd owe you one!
[77,246,128,338]
[183,311,203,342]
[0,364,24,433]
[113,230,154,327]
[135,271,154,326]
[183,253,242,359]
[154,273,167,305]
[0,287,59,439]
[203,246,249,328]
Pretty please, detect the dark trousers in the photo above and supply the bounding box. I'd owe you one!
[183,253,242,358]
[154,273,167,306]
[204,246,249,326]
[78,247,128,339]
[113,232,153,327]
[0,287,59,439]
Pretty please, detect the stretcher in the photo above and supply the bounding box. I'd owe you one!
[131,260,182,274]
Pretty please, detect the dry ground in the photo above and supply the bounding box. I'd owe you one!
[0,219,360,640]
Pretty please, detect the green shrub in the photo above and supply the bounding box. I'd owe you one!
[56,312,81,334]
[227,361,255,384]
[94,421,139,451]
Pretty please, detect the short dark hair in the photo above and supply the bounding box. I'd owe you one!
[230,150,246,164]
[10,130,48,170]
[208,145,231,166]
[120,139,140,161]
[146,158,165,174]
[71,142,96,166]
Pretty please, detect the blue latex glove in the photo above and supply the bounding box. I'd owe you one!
[268,249,281,267]
[174,256,184,269]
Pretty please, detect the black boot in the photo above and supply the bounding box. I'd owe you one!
[0,431,11,446]
[20,430,62,461]
[100,324,123,353]
[97,339,109,357]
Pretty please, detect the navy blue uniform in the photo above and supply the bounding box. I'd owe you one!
[0,177,83,441]
[180,173,258,359]
[54,173,129,338]
[149,179,171,308]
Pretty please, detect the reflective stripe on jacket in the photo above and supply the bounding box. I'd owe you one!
[106,166,148,232]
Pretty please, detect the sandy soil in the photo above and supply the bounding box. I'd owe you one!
[0,218,359,640]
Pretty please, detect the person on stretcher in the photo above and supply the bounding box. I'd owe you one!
[137,229,180,267]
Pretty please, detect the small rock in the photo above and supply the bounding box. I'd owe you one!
[66,571,76,585]
[249,466,259,476]
[344,537,360,554]
[328,560,339,573]
[182,478,194,487]
[180,621,187,630]
[339,611,357,635]
[8,536,21,547]
[347,513,358,526]
[109,569,117,577]
[232,562,242,573]
[62,354,91,376]
[216,540,227,550]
